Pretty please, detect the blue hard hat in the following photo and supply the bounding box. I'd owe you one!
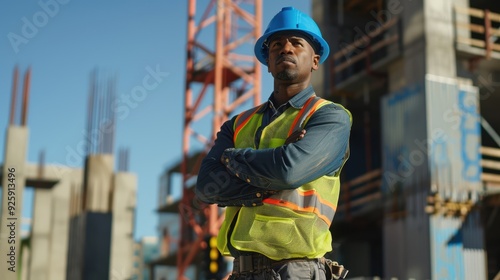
[254,6,330,66]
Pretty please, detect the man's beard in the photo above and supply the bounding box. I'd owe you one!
[275,69,298,81]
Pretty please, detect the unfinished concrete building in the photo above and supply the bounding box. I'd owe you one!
[0,67,84,280]
[66,72,137,280]
[312,0,500,279]
[65,152,137,280]
[0,68,138,280]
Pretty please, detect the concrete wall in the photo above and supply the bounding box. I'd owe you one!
[381,76,485,279]
[383,214,431,279]
[425,76,482,200]
[83,213,112,280]
[381,83,432,278]
[67,214,86,280]
[109,172,137,280]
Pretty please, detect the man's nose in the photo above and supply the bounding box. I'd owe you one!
[279,40,293,55]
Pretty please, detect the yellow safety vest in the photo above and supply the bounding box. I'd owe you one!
[217,95,352,260]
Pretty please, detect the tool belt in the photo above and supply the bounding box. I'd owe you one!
[320,258,349,279]
[232,253,291,273]
[232,253,348,279]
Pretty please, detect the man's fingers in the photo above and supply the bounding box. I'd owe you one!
[286,129,306,144]
[296,129,306,138]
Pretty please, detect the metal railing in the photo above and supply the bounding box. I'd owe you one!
[337,168,382,219]
[337,146,500,219]
[330,16,401,88]
[454,6,500,59]
[481,146,500,190]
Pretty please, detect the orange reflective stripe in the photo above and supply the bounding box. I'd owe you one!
[296,189,337,212]
[287,96,328,137]
[303,99,328,126]
[288,96,315,137]
[234,96,340,227]
[263,197,332,226]
[233,105,263,143]
[263,187,337,226]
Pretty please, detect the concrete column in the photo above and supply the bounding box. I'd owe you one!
[20,244,30,280]
[48,169,82,280]
[109,172,137,280]
[424,0,457,78]
[28,189,53,280]
[21,164,83,280]
[453,0,471,41]
[386,0,428,94]
[84,154,114,212]
[401,0,426,86]
[0,126,29,280]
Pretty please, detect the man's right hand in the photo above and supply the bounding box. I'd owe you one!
[285,129,306,145]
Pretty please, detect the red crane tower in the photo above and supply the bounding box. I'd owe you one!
[178,0,262,278]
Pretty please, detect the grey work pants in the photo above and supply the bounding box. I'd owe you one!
[228,259,327,280]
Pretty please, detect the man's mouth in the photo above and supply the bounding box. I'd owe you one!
[276,56,296,65]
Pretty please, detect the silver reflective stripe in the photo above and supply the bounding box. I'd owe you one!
[288,96,325,135]
[264,189,336,225]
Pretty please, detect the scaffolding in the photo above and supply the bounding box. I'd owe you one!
[176,0,262,278]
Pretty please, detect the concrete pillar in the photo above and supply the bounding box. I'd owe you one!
[453,0,471,41]
[401,0,426,86]
[398,0,457,82]
[48,169,82,280]
[84,154,114,212]
[20,244,30,280]
[109,172,137,280]
[0,126,29,280]
[424,0,457,78]
[28,189,53,280]
[22,164,82,280]
[66,170,84,280]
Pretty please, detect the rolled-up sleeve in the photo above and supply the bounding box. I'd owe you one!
[221,103,351,190]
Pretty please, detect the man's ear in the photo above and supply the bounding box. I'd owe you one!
[266,59,270,72]
[312,54,320,71]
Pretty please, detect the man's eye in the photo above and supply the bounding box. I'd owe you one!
[271,42,281,48]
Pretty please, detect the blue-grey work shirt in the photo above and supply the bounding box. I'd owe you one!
[195,86,351,207]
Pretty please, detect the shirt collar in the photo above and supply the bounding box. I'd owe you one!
[258,85,316,113]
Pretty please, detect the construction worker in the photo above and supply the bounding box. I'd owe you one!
[196,6,351,280]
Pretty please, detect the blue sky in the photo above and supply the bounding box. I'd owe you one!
[0,0,311,240]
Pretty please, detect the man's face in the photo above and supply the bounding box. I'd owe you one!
[266,31,320,83]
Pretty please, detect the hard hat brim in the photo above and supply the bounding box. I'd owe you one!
[254,28,330,66]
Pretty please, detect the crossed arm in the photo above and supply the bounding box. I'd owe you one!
[195,104,351,206]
